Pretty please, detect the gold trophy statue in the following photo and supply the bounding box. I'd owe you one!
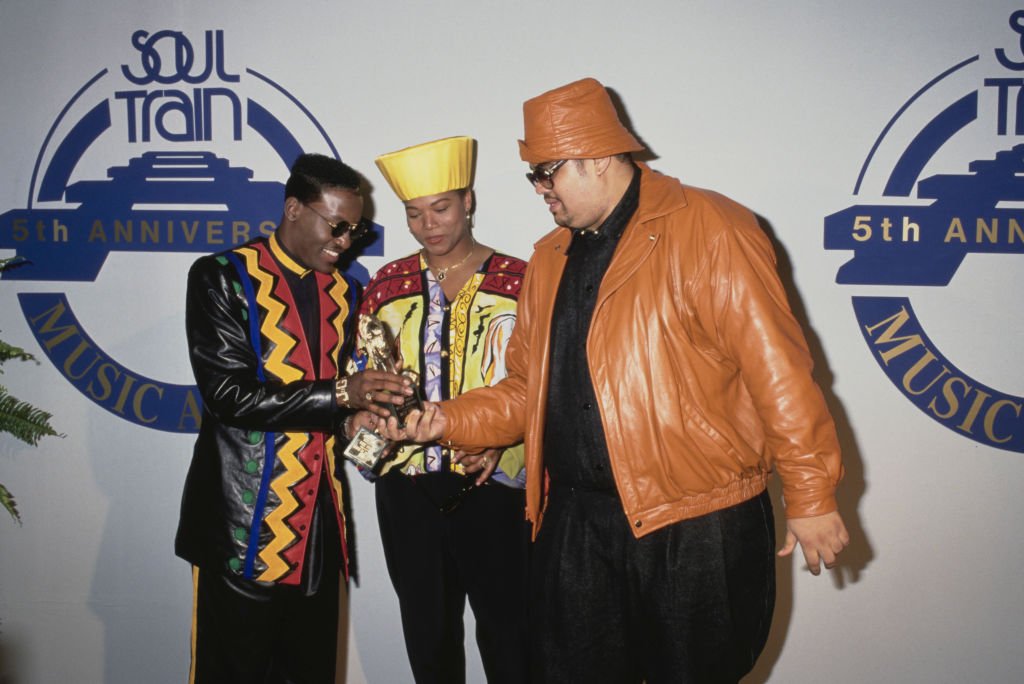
[342,314,423,470]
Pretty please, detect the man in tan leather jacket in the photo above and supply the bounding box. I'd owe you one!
[382,78,850,684]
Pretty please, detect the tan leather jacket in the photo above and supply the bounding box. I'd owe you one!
[443,163,843,538]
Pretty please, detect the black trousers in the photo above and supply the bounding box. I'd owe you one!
[375,471,530,684]
[529,488,776,684]
[190,566,341,684]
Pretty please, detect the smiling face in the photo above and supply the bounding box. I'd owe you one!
[403,189,473,260]
[278,187,364,273]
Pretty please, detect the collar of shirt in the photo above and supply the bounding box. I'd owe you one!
[268,231,312,278]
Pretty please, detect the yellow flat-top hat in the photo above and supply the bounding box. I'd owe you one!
[375,135,475,201]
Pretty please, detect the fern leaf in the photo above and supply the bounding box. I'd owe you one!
[0,339,36,366]
[0,390,61,445]
[1,483,21,525]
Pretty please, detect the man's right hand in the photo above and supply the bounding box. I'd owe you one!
[379,402,447,443]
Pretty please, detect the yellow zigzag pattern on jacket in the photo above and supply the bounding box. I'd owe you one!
[327,274,349,375]
[449,273,482,394]
[236,246,304,384]
[322,276,350,558]
[256,431,309,582]
[323,434,347,550]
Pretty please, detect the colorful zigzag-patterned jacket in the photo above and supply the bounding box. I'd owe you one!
[175,232,358,586]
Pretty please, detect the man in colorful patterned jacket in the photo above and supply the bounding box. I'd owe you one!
[384,79,851,683]
[175,153,411,683]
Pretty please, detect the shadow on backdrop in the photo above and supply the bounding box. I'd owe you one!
[743,215,873,683]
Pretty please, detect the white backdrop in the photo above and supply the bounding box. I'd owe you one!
[2,1,1023,682]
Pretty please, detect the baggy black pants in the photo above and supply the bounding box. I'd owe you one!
[529,488,776,684]
[376,471,530,684]
[190,566,341,684]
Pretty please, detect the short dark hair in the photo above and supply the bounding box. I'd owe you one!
[285,153,361,204]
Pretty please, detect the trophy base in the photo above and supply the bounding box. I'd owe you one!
[343,426,389,471]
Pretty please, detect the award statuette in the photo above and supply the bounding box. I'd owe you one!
[356,314,424,423]
[342,314,424,471]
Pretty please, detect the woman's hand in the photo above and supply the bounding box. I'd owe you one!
[453,447,501,486]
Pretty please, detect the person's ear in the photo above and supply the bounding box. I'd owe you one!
[284,196,301,222]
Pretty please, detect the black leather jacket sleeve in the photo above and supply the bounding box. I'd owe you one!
[185,253,339,433]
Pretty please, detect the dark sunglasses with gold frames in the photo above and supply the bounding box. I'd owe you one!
[300,200,372,241]
[525,159,568,189]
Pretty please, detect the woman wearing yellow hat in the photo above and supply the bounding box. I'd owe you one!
[358,136,528,683]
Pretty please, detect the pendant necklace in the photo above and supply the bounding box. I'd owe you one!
[426,240,475,282]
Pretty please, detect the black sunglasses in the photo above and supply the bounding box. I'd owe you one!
[525,159,568,189]
[301,201,371,241]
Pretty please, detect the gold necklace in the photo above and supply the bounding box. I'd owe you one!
[425,240,475,282]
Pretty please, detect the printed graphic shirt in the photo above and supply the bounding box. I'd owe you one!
[358,251,527,487]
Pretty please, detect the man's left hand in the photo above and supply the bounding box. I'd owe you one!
[778,510,850,575]
[345,370,413,418]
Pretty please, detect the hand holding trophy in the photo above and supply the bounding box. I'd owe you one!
[342,314,423,471]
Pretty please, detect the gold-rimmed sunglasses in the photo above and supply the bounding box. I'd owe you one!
[301,201,371,241]
[525,159,568,189]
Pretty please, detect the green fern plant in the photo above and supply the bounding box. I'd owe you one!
[1,256,62,523]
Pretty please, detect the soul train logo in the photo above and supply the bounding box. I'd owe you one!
[825,11,1024,452]
[0,30,381,433]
